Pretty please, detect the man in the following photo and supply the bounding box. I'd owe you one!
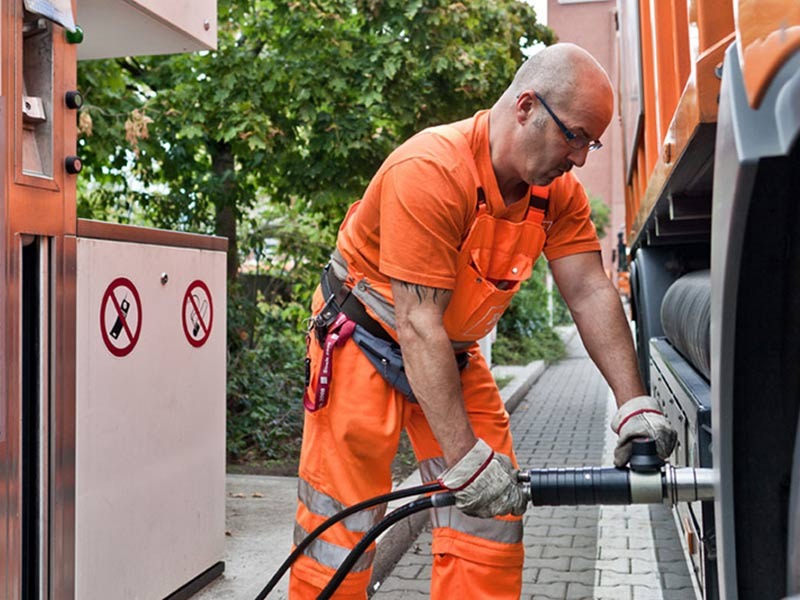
[290,43,676,598]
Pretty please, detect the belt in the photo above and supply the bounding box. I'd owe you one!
[321,265,395,343]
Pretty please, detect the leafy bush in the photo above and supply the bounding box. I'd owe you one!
[588,193,610,239]
[492,327,565,365]
[226,284,308,463]
[226,204,337,465]
[493,261,566,364]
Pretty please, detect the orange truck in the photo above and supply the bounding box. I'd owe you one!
[617,1,800,598]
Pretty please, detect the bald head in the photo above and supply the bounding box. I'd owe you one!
[505,43,613,112]
[488,43,615,198]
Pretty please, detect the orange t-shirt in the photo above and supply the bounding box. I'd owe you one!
[337,110,600,295]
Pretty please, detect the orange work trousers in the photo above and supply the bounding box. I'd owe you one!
[289,305,524,598]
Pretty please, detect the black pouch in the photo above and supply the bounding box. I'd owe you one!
[351,326,470,401]
[352,325,415,399]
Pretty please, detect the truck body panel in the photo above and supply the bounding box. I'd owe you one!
[619,1,800,598]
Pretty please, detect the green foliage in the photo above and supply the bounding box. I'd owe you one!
[226,205,335,462]
[492,327,565,365]
[497,261,550,338]
[75,0,553,464]
[240,202,338,307]
[226,285,307,462]
[76,0,553,274]
[588,192,610,239]
[494,261,565,363]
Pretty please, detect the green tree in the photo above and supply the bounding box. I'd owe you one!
[588,192,611,239]
[76,0,553,464]
[76,0,553,280]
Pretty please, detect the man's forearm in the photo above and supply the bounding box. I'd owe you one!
[569,281,646,406]
[400,327,477,466]
[390,278,477,466]
[551,253,646,406]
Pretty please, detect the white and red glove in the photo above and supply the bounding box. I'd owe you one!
[611,395,678,467]
[438,439,529,518]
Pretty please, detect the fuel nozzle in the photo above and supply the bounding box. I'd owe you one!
[519,438,715,507]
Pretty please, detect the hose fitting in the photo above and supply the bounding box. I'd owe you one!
[518,464,715,507]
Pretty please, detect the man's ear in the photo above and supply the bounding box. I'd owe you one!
[515,89,536,125]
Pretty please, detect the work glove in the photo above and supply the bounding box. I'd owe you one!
[611,395,678,468]
[438,439,529,518]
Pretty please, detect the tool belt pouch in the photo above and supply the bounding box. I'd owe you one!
[351,326,470,402]
[352,325,416,400]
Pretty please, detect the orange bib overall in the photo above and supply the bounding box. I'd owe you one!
[443,192,548,342]
[290,125,549,599]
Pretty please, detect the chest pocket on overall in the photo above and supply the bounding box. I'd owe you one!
[442,197,548,343]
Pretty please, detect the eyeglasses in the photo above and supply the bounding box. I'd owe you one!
[534,92,603,152]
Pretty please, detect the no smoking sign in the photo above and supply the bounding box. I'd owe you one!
[183,280,213,348]
[100,277,142,357]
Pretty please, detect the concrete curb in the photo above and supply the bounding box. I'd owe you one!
[496,361,547,414]
[368,358,549,595]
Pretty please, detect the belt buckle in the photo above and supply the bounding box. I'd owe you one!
[314,294,340,343]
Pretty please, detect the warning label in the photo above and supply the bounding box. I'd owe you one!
[100,277,142,357]
[182,280,213,348]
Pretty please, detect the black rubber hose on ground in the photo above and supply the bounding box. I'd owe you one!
[317,492,456,600]
[255,482,444,599]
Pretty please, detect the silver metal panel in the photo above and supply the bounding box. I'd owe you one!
[51,234,77,600]
[650,338,713,594]
[75,237,226,599]
[3,233,24,600]
[37,237,50,600]
[76,0,217,60]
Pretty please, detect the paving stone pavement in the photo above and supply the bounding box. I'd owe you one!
[373,333,699,600]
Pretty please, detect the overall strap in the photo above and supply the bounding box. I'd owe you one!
[529,185,550,214]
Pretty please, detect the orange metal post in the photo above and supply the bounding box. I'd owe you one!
[696,0,735,54]
[639,0,658,180]
[671,0,691,106]
[652,0,680,140]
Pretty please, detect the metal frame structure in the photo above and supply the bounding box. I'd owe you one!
[1,2,218,598]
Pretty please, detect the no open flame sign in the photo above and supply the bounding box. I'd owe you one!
[182,280,213,348]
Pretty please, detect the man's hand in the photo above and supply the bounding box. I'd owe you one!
[611,395,678,467]
[438,439,529,518]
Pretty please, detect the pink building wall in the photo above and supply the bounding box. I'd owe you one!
[547,0,624,280]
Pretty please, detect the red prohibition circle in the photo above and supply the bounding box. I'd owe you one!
[182,280,213,348]
[100,277,142,357]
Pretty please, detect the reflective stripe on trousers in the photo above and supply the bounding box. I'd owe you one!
[419,457,524,546]
[291,311,523,597]
[293,522,376,573]
[294,477,387,572]
[297,477,387,533]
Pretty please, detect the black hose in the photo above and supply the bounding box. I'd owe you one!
[317,492,455,600]
[254,482,444,599]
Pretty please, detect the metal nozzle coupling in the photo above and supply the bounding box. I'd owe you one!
[663,464,715,504]
[518,465,715,507]
[517,440,714,507]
